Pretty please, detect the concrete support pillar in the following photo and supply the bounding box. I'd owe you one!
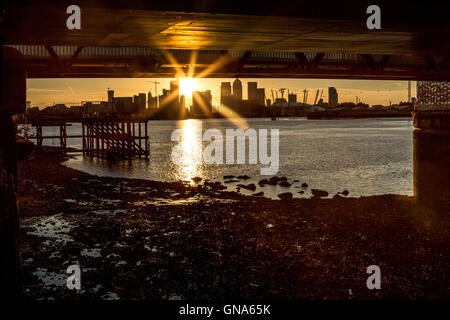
[413,81,450,214]
[0,45,26,298]
[0,115,22,299]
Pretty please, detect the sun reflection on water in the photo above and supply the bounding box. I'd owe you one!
[173,120,204,184]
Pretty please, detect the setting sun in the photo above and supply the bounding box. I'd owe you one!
[179,77,198,97]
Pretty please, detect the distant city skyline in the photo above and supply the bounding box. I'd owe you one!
[27,78,416,109]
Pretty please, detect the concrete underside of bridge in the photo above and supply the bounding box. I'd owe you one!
[0,1,449,298]
[1,1,450,79]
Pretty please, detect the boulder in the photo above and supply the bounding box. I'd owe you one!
[278,181,292,187]
[301,183,308,188]
[311,189,328,198]
[239,183,256,191]
[278,192,293,200]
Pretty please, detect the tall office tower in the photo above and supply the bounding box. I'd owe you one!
[233,78,242,101]
[169,80,181,115]
[147,91,152,108]
[133,95,139,112]
[221,82,231,100]
[113,97,133,113]
[170,80,180,99]
[180,95,185,110]
[137,93,146,111]
[107,89,114,102]
[192,90,213,116]
[256,88,266,106]
[328,87,338,107]
[248,82,258,101]
[220,82,232,109]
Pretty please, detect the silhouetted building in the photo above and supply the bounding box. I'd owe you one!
[135,93,146,112]
[328,87,338,107]
[164,79,180,117]
[288,93,297,103]
[221,82,231,102]
[233,78,242,101]
[256,88,266,106]
[180,95,186,110]
[107,89,114,103]
[148,91,159,109]
[192,90,212,116]
[221,82,236,110]
[113,97,134,113]
[248,82,258,101]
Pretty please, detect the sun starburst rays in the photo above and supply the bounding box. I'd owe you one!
[162,50,247,129]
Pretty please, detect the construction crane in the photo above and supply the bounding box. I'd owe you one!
[302,89,308,104]
[279,88,286,99]
[313,89,320,105]
[147,80,160,108]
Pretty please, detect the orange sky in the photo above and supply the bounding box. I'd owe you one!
[27,78,416,109]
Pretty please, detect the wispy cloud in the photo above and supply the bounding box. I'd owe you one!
[67,86,78,96]
[27,88,66,93]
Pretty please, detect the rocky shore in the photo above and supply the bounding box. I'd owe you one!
[17,149,449,300]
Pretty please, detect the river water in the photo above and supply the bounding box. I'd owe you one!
[39,117,413,199]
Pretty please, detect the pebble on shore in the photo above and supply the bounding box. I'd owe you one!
[311,189,329,198]
[278,192,293,200]
[237,183,257,191]
[278,181,292,187]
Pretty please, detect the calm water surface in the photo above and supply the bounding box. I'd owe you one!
[41,117,414,199]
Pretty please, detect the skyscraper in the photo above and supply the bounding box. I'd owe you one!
[248,82,258,101]
[192,90,212,116]
[256,88,266,106]
[136,93,146,112]
[168,79,180,116]
[328,87,338,107]
[107,89,114,102]
[233,78,242,101]
[220,82,232,110]
[147,91,155,109]
[170,80,179,97]
[221,82,231,100]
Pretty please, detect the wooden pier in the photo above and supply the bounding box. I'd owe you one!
[82,119,149,159]
[18,117,149,159]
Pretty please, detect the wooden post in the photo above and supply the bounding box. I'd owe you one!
[145,121,149,159]
[82,121,85,155]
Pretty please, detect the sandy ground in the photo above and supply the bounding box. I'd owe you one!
[17,149,449,300]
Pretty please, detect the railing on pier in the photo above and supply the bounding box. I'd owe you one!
[82,119,149,159]
[17,116,149,160]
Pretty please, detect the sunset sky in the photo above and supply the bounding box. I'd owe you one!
[27,78,416,109]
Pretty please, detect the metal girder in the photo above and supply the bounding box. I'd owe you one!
[6,45,450,80]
